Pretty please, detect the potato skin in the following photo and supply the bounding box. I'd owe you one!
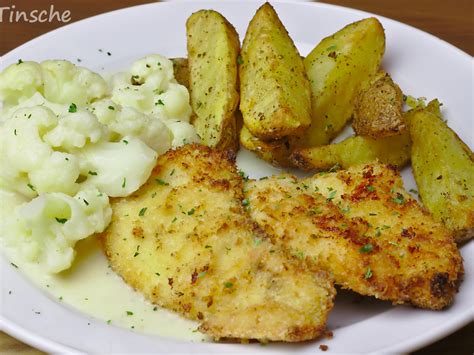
[186,10,240,151]
[406,100,474,242]
[353,71,405,138]
[240,125,293,167]
[297,17,385,148]
[291,131,411,171]
[171,58,190,90]
[240,2,311,140]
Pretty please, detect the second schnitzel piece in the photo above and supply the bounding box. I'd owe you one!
[246,164,463,310]
[100,144,335,342]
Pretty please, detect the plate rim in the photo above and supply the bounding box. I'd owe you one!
[1,1,472,353]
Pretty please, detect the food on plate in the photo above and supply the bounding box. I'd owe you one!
[296,17,385,147]
[406,100,474,242]
[246,163,463,309]
[100,144,335,341]
[0,55,200,272]
[353,71,405,138]
[172,58,190,90]
[290,131,411,171]
[240,2,311,140]
[240,125,293,167]
[186,10,240,151]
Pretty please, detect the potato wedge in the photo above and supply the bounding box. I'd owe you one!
[240,125,293,167]
[297,17,385,147]
[353,71,405,138]
[406,100,474,242]
[172,58,190,91]
[240,2,311,140]
[186,10,240,151]
[290,132,411,171]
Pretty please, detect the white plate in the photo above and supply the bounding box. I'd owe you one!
[1,1,473,353]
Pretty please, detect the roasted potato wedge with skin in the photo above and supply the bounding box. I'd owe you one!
[353,71,405,138]
[186,10,240,151]
[240,125,293,167]
[297,17,385,147]
[172,58,190,91]
[240,2,311,140]
[291,131,411,171]
[406,100,474,242]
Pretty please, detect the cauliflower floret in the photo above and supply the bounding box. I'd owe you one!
[78,136,156,197]
[0,61,44,108]
[110,55,192,122]
[1,92,68,120]
[0,106,81,196]
[165,120,201,147]
[91,99,172,153]
[43,109,106,151]
[6,189,111,273]
[150,83,192,122]
[41,60,108,106]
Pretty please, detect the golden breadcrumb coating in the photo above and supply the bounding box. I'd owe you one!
[100,144,335,342]
[246,164,463,310]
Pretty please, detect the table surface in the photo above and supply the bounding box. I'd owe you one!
[0,0,472,354]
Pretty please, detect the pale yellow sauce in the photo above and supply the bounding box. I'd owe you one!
[0,188,208,341]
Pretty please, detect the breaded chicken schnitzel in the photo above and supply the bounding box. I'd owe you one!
[246,164,463,310]
[100,144,335,342]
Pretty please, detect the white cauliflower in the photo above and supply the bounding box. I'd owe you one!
[165,120,201,147]
[110,54,192,122]
[0,60,107,109]
[41,60,108,106]
[0,61,43,108]
[6,189,111,273]
[91,99,172,154]
[78,136,157,197]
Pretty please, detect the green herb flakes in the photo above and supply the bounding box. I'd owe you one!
[364,267,373,279]
[68,103,77,113]
[359,244,373,253]
[138,207,147,217]
[55,217,68,224]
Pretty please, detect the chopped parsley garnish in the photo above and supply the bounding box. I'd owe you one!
[341,206,350,213]
[10,262,18,268]
[238,170,249,181]
[364,267,373,279]
[242,198,250,207]
[155,99,165,106]
[107,320,112,324]
[55,217,68,224]
[224,282,233,288]
[122,177,126,188]
[326,190,337,202]
[326,44,337,51]
[27,183,36,191]
[170,169,175,176]
[366,185,375,192]
[13,129,17,136]
[17,59,24,65]
[108,105,115,110]
[83,199,89,206]
[409,189,418,195]
[133,245,140,257]
[253,237,262,247]
[155,178,169,186]
[155,272,161,276]
[88,171,98,176]
[237,55,244,65]
[392,193,405,205]
[171,217,177,223]
[153,306,158,311]
[187,208,195,215]
[123,139,129,144]
[359,244,373,253]
[126,311,134,316]
[198,271,207,278]
[68,103,77,113]
[138,207,147,217]
[296,251,305,259]
[205,245,212,249]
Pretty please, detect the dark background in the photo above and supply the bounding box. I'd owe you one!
[0,0,472,354]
